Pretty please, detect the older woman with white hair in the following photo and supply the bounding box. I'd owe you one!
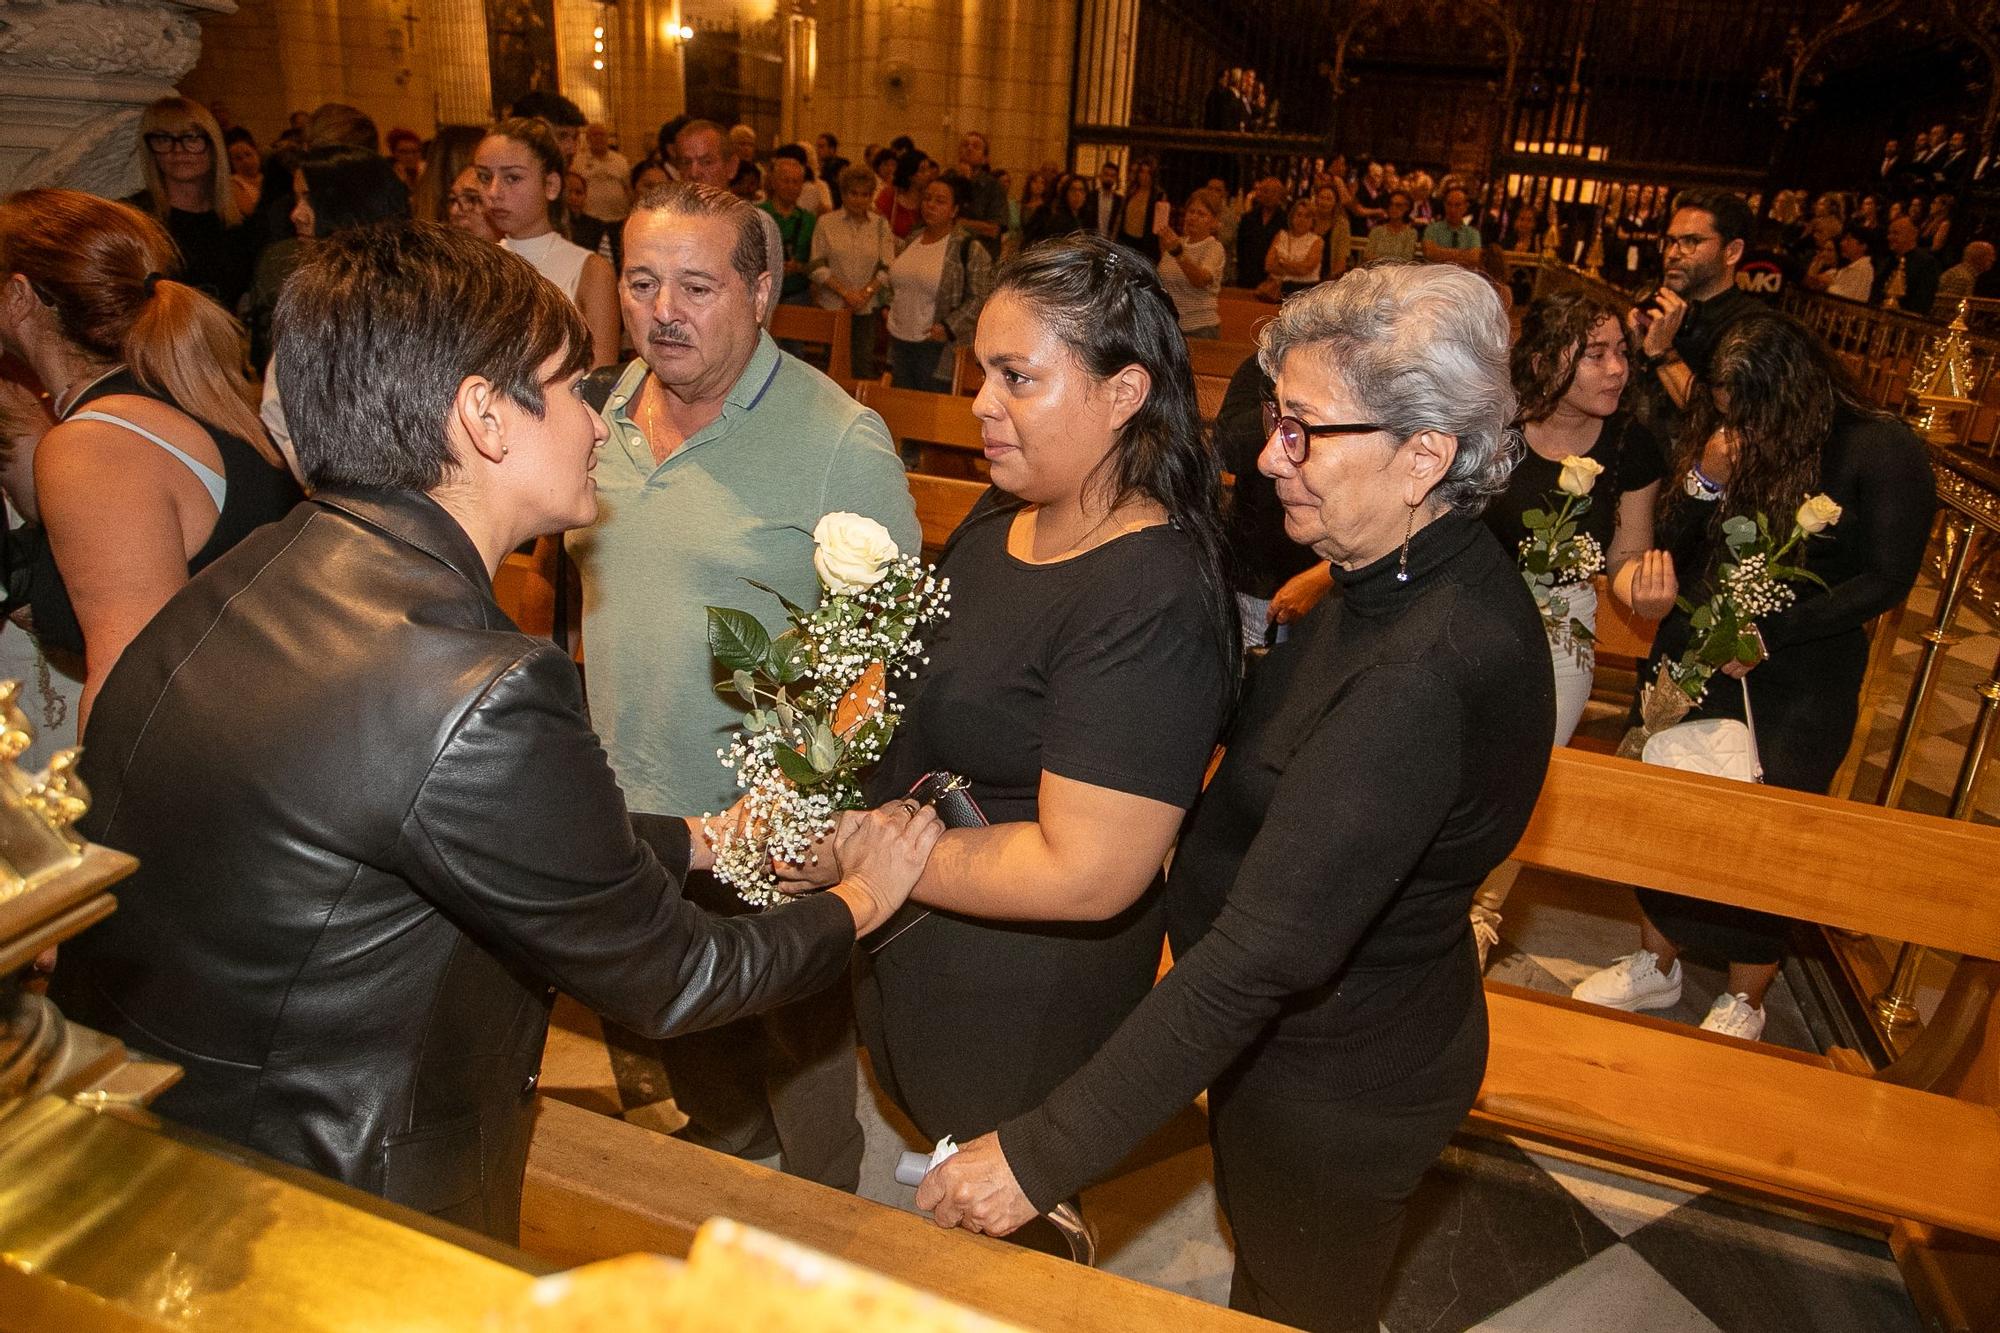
[918,263,1555,1333]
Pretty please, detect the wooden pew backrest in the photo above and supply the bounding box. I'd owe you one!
[770,304,854,387]
[1514,749,2000,960]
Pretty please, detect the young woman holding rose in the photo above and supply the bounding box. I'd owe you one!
[1483,290,1668,747]
[791,234,1236,1252]
[1571,312,1934,1041]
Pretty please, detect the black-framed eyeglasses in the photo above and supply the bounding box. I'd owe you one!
[1261,399,1387,464]
[1661,231,1717,255]
[144,131,211,154]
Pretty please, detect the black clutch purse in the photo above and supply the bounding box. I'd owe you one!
[905,771,988,830]
[862,771,984,953]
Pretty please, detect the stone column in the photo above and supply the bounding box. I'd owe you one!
[422,0,496,126]
[1069,0,1134,173]
[0,0,236,197]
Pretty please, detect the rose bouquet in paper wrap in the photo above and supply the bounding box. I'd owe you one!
[1616,494,1840,759]
[705,513,951,906]
[1516,453,1608,666]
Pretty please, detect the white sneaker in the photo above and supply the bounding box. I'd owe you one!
[1571,950,1683,1011]
[1700,992,1767,1041]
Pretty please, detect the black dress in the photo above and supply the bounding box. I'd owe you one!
[1633,412,1935,964]
[165,207,260,312]
[857,496,1233,1147]
[23,369,303,658]
[998,515,1554,1331]
[1482,411,1667,559]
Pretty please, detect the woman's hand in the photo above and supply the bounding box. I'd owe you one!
[916,1132,1039,1236]
[773,810,850,891]
[1620,549,1678,620]
[1269,563,1335,625]
[927,323,949,343]
[828,800,944,935]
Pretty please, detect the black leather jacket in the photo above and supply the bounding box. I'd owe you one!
[52,487,855,1239]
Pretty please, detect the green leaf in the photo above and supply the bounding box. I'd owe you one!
[1735,632,1764,666]
[807,719,839,771]
[731,669,758,705]
[1522,508,1551,530]
[1722,514,1759,550]
[767,631,807,684]
[1690,605,1715,631]
[707,607,771,672]
[744,709,769,733]
[773,745,822,788]
[742,578,810,621]
[1570,619,1595,643]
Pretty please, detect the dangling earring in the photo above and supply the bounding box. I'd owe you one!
[1395,503,1417,582]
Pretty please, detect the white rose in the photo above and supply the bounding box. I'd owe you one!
[812,512,899,593]
[1795,494,1843,534]
[1557,454,1605,497]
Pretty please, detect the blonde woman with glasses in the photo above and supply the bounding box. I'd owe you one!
[132,97,258,312]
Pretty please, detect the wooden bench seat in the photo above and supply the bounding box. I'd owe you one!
[1480,747,2000,1253]
[521,1096,1272,1332]
[1476,984,2000,1241]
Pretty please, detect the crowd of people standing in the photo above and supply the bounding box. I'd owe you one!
[0,86,1944,1333]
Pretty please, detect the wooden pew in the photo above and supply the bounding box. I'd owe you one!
[1185,339,1257,432]
[1475,748,2000,1250]
[521,1096,1273,1333]
[852,380,988,479]
[770,304,854,387]
[1216,290,1276,344]
[909,473,986,556]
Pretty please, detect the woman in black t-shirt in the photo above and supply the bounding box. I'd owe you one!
[1487,290,1669,745]
[796,236,1236,1241]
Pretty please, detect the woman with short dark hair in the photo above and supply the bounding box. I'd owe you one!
[918,265,1554,1333]
[257,144,415,464]
[49,220,940,1241]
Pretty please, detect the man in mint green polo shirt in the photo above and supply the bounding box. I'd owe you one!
[568,181,918,1191]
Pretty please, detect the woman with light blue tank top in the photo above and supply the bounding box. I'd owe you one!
[0,188,302,738]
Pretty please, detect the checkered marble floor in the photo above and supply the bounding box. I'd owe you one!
[537,540,1991,1330]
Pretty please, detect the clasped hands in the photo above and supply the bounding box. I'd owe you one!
[770,809,1038,1237]
[758,797,943,936]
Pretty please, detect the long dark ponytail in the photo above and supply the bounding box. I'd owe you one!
[992,234,1240,669]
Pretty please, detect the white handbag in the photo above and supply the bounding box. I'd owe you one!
[1641,683,1764,783]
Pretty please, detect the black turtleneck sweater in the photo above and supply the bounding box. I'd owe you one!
[998,514,1554,1211]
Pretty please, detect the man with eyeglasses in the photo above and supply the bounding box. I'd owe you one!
[1626,187,1759,411]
